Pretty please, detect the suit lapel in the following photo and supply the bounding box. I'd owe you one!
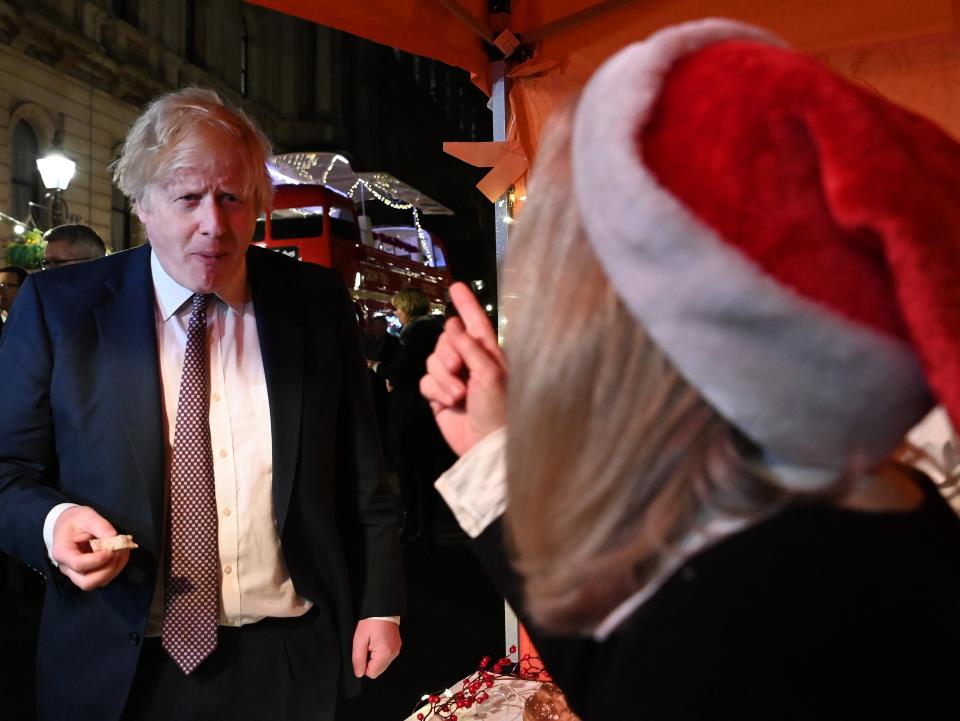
[249,248,304,535]
[93,245,166,545]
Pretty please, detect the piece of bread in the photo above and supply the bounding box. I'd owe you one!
[523,684,580,721]
[89,534,139,552]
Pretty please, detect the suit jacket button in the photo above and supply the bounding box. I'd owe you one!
[128,632,141,646]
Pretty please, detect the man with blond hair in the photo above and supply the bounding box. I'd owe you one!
[0,87,403,721]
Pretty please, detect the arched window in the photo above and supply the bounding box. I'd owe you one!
[10,121,40,224]
[111,182,131,251]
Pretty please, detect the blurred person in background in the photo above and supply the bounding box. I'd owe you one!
[41,224,106,269]
[374,287,448,546]
[0,265,27,327]
[40,223,107,270]
[366,315,400,445]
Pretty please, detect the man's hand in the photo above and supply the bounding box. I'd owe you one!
[52,506,130,591]
[352,619,402,679]
[421,282,507,456]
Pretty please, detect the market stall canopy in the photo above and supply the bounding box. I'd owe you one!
[250,1,960,199]
[270,152,454,215]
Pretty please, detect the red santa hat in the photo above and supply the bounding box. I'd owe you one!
[572,18,960,473]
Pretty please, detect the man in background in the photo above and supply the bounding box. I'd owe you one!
[41,224,106,269]
[0,265,26,327]
[366,315,400,444]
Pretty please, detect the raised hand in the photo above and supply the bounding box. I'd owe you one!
[420,282,508,456]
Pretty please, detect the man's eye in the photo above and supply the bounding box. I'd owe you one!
[222,193,239,203]
[178,194,201,202]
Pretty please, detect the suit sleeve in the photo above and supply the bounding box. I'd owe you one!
[0,276,71,574]
[333,280,405,618]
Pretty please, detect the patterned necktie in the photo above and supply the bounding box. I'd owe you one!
[162,293,219,674]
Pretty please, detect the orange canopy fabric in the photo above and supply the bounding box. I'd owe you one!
[250,0,493,89]
[247,1,960,199]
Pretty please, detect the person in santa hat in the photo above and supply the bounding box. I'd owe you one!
[421,17,960,721]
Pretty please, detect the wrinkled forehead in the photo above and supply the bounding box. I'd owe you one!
[160,159,246,192]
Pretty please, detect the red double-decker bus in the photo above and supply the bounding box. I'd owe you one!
[253,184,451,323]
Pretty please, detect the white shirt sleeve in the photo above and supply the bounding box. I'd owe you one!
[43,502,80,567]
[366,616,401,625]
[433,427,508,539]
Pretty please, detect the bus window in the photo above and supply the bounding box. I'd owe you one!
[270,215,325,240]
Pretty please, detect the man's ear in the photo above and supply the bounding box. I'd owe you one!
[133,188,154,223]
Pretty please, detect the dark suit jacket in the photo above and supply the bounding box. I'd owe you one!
[0,244,404,721]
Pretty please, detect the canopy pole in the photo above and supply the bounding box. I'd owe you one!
[491,59,509,272]
[523,0,644,42]
[430,0,494,43]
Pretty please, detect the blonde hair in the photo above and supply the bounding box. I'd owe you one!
[502,103,831,633]
[392,286,430,318]
[112,87,273,213]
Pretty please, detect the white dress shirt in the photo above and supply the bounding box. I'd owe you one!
[146,251,310,633]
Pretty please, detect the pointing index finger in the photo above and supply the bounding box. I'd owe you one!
[449,282,497,348]
[450,283,493,340]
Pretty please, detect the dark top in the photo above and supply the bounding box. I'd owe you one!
[378,315,445,453]
[473,474,960,720]
[365,330,400,364]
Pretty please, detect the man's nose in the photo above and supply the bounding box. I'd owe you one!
[198,198,228,237]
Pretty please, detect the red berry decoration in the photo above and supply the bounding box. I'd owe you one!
[414,647,551,721]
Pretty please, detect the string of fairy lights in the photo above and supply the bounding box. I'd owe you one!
[274,152,436,266]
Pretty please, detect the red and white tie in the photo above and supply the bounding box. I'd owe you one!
[162,293,219,674]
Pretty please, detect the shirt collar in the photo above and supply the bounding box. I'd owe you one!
[150,249,250,321]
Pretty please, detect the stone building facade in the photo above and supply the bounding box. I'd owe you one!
[0,0,491,269]
[0,0,357,251]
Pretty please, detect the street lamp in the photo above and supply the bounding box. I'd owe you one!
[36,135,76,228]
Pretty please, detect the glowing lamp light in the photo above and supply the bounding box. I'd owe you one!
[13,224,24,235]
[36,151,76,191]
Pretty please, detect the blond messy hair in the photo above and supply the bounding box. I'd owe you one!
[112,87,273,213]
[392,286,431,318]
[502,103,813,633]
